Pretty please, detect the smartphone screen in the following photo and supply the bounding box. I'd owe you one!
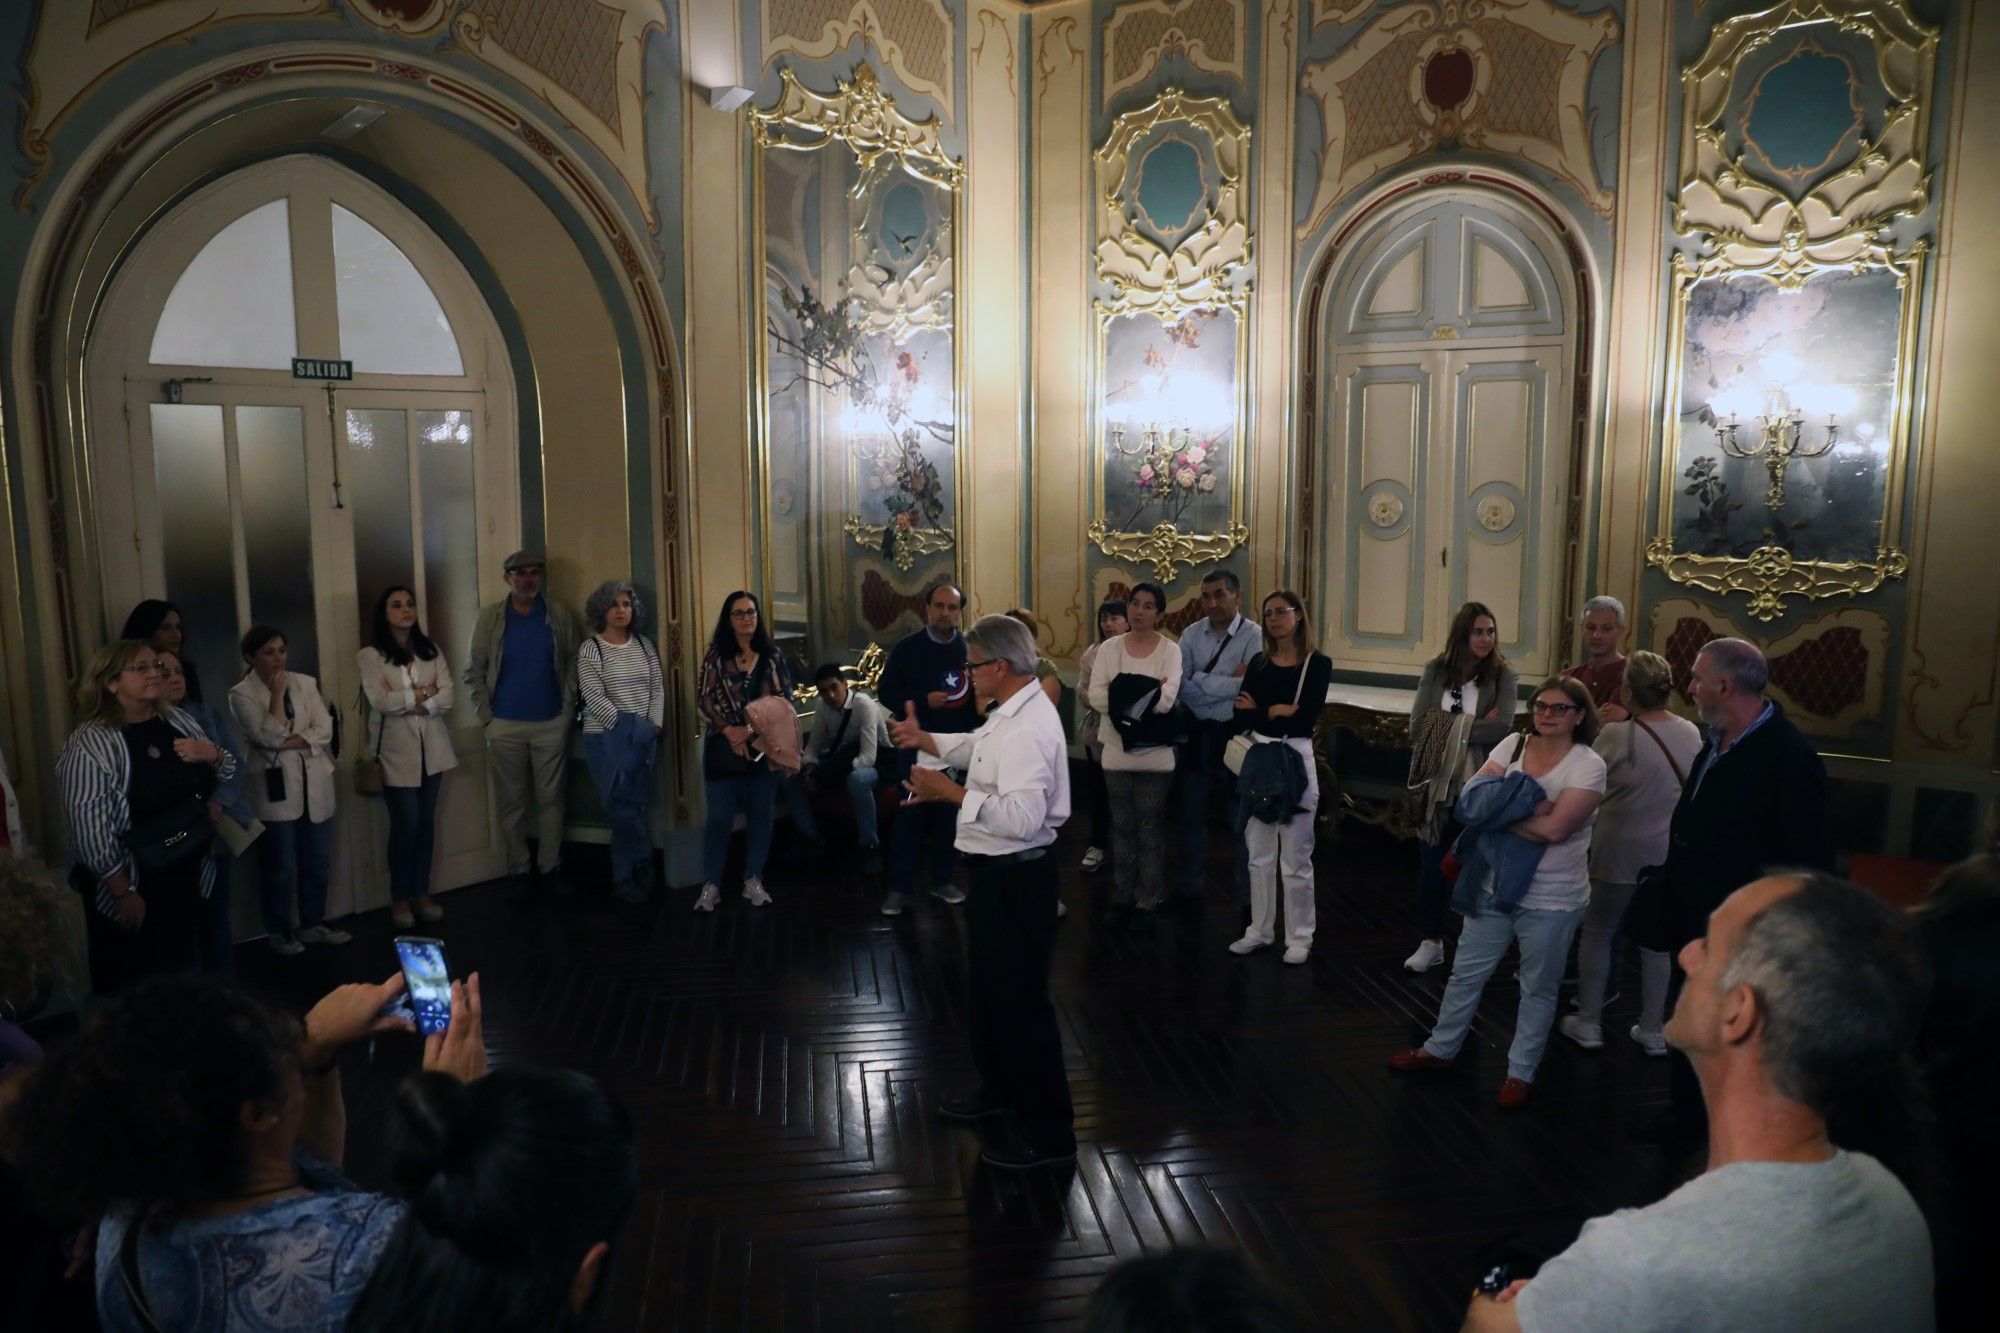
[393,936,453,1037]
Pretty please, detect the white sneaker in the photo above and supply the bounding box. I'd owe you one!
[742,877,772,907]
[1629,1024,1668,1057]
[267,932,304,956]
[1056,898,1068,917]
[295,925,351,946]
[694,883,720,912]
[1228,934,1272,955]
[880,892,907,916]
[930,882,966,905]
[1282,945,1311,966]
[1080,846,1106,872]
[1403,939,1445,973]
[1559,1015,1604,1049]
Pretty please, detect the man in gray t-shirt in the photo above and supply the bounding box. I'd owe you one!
[1463,872,1933,1332]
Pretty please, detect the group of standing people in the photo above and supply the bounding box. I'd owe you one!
[56,550,670,991]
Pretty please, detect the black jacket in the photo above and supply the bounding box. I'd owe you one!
[1659,700,1833,949]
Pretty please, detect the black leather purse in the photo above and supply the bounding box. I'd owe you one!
[121,795,214,872]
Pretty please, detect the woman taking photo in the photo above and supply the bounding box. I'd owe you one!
[1227,591,1332,966]
[156,649,252,976]
[56,640,233,993]
[11,970,486,1332]
[1084,581,1180,933]
[230,625,347,956]
[1074,598,1127,875]
[580,580,665,905]
[120,599,205,704]
[1390,676,1605,1108]
[1560,650,1701,1054]
[695,591,794,912]
[358,587,459,931]
[1404,601,1519,974]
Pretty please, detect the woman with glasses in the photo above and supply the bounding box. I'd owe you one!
[56,641,233,993]
[1404,601,1519,975]
[155,649,252,975]
[1390,676,1605,1108]
[1226,592,1332,965]
[230,625,348,956]
[695,591,794,911]
[1084,581,1180,933]
[358,586,458,930]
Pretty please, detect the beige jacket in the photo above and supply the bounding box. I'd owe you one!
[356,647,460,788]
[229,671,338,823]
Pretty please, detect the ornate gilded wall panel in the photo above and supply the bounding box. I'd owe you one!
[1297,0,1618,241]
[1650,597,1891,740]
[1102,0,1247,105]
[1647,1,1937,622]
[761,0,955,123]
[1088,90,1252,585]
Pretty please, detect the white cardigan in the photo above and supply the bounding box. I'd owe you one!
[229,671,338,824]
[1084,632,1182,774]
[356,647,459,787]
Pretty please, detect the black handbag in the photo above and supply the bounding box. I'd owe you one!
[1624,863,1676,954]
[703,730,762,780]
[121,794,214,872]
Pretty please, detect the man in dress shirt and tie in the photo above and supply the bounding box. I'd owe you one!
[890,614,1076,1170]
[1175,569,1261,909]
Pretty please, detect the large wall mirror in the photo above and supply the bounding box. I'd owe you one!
[751,67,963,670]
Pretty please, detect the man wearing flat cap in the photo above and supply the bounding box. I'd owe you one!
[465,550,581,897]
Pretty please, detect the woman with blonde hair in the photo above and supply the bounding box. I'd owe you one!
[1226,591,1332,965]
[1391,675,1604,1108]
[56,639,233,993]
[1560,650,1701,1054]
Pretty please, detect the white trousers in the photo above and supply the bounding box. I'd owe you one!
[1241,736,1319,948]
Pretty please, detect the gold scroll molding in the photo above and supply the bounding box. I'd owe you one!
[17,0,327,206]
[761,0,955,124]
[841,513,955,571]
[350,0,449,34]
[1087,520,1249,584]
[455,0,665,229]
[1646,245,1922,619]
[1096,88,1250,317]
[791,640,885,705]
[1675,0,1938,279]
[1648,597,1890,739]
[1298,0,1618,241]
[1102,0,1247,106]
[751,65,962,189]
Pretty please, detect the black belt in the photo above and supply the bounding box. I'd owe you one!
[960,847,1050,865]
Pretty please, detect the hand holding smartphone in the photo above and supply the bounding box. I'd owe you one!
[393,936,453,1036]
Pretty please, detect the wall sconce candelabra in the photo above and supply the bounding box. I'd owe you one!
[1707,371,1858,511]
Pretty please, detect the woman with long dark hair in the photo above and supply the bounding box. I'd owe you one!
[120,600,204,704]
[347,1066,636,1332]
[1403,601,1519,974]
[694,591,794,911]
[1226,591,1332,965]
[358,587,458,929]
[56,640,231,993]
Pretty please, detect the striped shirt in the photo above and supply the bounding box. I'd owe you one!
[57,707,235,917]
[579,635,665,734]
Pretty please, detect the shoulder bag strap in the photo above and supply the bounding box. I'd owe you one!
[119,1219,167,1333]
[1290,654,1312,708]
[1200,627,1235,675]
[1631,716,1688,788]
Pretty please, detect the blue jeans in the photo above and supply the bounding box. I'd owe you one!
[583,734,653,882]
[259,816,332,935]
[702,768,777,884]
[791,763,882,849]
[889,754,959,894]
[1422,903,1584,1082]
[197,852,237,976]
[1175,721,1250,901]
[382,771,443,902]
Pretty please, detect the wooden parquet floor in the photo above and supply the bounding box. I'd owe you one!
[244,816,1687,1332]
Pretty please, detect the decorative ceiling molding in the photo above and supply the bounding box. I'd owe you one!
[1102,0,1246,106]
[1096,88,1252,316]
[1297,0,1617,241]
[455,0,665,229]
[1309,0,1381,27]
[761,0,956,124]
[751,65,962,190]
[1674,0,1937,278]
[17,0,328,206]
[349,0,450,34]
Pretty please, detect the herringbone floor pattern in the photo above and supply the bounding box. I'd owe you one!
[246,818,1684,1332]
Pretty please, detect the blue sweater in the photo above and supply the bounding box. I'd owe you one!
[877,628,978,737]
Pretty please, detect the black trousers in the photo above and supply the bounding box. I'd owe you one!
[84,869,200,996]
[964,851,1074,1152]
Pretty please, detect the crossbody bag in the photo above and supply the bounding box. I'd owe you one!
[1223,656,1311,775]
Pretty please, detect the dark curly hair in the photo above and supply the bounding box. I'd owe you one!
[348,1066,636,1332]
[8,975,301,1225]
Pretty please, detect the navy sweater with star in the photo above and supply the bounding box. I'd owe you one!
[878,628,980,736]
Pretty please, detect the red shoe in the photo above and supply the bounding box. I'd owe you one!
[1497,1077,1532,1108]
[1388,1047,1454,1072]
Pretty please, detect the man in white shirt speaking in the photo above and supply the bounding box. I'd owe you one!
[890,614,1075,1170]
